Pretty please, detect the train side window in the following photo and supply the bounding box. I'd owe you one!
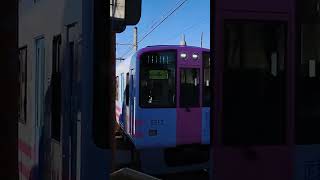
[125,84,129,106]
[120,73,124,101]
[126,72,129,86]
[180,68,200,108]
[223,22,286,145]
[19,46,27,124]
[116,76,119,101]
[51,35,62,141]
[296,24,320,144]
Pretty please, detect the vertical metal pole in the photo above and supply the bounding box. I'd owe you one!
[180,34,187,46]
[0,0,19,179]
[133,27,138,51]
[201,32,203,48]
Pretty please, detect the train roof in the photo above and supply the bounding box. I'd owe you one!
[116,45,210,76]
[136,45,210,58]
[143,45,210,51]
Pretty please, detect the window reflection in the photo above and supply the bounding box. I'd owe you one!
[223,22,286,145]
[296,24,320,144]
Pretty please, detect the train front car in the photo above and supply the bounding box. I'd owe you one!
[127,45,211,174]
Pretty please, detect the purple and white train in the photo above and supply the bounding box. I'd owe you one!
[115,45,211,174]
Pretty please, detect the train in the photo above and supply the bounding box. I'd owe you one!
[115,45,211,174]
[212,0,320,180]
[18,0,115,179]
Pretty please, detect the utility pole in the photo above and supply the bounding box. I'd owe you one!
[0,0,19,179]
[201,32,203,48]
[133,26,138,51]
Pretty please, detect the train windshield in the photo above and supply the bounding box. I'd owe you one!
[140,51,176,108]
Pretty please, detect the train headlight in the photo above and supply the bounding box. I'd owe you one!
[192,53,199,60]
[180,53,187,60]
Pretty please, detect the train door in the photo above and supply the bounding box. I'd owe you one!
[62,23,80,180]
[295,1,320,179]
[35,36,46,179]
[212,1,295,179]
[176,51,202,145]
[219,22,289,180]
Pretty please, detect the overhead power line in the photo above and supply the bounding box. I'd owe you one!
[119,48,134,59]
[159,17,209,44]
[118,0,189,59]
[138,0,189,44]
[116,43,133,46]
[137,0,185,37]
[117,0,184,50]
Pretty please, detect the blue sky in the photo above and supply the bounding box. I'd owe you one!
[116,0,210,59]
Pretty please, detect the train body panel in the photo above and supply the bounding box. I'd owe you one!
[294,145,320,180]
[202,107,210,144]
[18,0,68,179]
[134,108,177,149]
[19,0,111,179]
[139,148,209,175]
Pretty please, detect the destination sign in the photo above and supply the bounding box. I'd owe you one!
[149,70,169,80]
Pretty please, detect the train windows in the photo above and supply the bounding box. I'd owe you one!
[116,76,119,101]
[120,73,124,101]
[180,68,200,108]
[203,52,211,107]
[19,46,27,124]
[35,37,45,129]
[296,24,320,144]
[223,22,286,145]
[126,73,129,85]
[140,51,176,108]
[51,35,62,141]
[125,84,129,106]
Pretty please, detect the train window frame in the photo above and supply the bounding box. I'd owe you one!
[222,20,288,146]
[18,46,28,124]
[139,50,177,108]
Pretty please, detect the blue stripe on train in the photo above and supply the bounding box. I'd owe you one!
[134,108,177,149]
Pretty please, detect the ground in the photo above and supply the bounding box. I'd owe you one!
[112,135,209,180]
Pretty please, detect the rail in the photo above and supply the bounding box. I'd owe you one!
[110,168,161,180]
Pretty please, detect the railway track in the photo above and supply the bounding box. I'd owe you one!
[113,135,209,180]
